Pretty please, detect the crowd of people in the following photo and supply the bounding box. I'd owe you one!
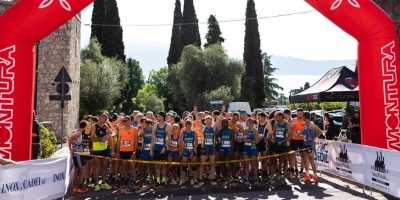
[68,106,323,193]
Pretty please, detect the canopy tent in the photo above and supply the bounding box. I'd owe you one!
[289,66,359,103]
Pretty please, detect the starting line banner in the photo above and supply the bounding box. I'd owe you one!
[0,154,74,200]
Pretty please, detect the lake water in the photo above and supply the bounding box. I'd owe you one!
[272,75,322,97]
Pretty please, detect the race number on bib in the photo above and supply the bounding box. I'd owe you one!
[170,141,178,147]
[186,143,193,149]
[296,130,302,136]
[245,142,252,146]
[122,140,131,147]
[205,138,213,145]
[259,134,264,138]
[100,139,106,145]
[303,134,307,142]
[156,138,164,145]
[144,143,151,150]
[222,141,231,148]
[276,131,284,138]
[198,137,203,142]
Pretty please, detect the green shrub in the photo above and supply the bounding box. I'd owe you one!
[38,124,57,159]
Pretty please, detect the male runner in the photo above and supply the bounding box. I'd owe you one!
[289,108,306,178]
[301,112,322,183]
[256,112,269,180]
[150,111,171,188]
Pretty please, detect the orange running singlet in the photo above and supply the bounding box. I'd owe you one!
[119,127,135,152]
[292,118,305,140]
[193,121,203,144]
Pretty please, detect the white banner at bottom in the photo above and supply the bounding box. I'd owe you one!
[0,154,73,200]
[363,146,400,198]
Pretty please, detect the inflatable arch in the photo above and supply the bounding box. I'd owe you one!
[0,0,399,161]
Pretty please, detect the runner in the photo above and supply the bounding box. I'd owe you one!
[256,112,269,180]
[168,124,181,185]
[301,111,322,183]
[150,111,171,188]
[179,119,199,189]
[242,118,259,186]
[68,120,89,193]
[215,118,235,186]
[140,119,155,184]
[229,112,243,179]
[90,113,115,191]
[116,116,138,188]
[269,112,292,185]
[289,108,306,179]
[195,105,223,186]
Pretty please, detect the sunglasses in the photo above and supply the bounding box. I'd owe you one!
[123,120,128,122]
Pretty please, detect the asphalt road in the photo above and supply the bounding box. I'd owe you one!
[64,174,394,200]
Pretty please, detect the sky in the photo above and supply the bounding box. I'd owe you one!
[80,0,358,95]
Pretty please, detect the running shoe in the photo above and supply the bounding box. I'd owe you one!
[210,179,218,186]
[254,181,259,186]
[190,179,194,186]
[100,182,112,189]
[311,176,319,183]
[161,182,166,188]
[170,178,178,185]
[73,186,78,193]
[180,182,186,189]
[155,182,161,189]
[94,184,101,192]
[243,179,250,186]
[198,180,204,187]
[77,186,88,193]
[301,175,311,182]
[193,181,199,188]
[289,172,296,179]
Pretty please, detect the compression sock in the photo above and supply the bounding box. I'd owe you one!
[156,177,160,183]
[161,177,166,183]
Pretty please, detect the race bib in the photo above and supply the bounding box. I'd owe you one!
[222,141,231,148]
[303,134,307,142]
[122,140,131,147]
[186,143,193,149]
[259,134,264,138]
[296,130,302,136]
[276,131,284,138]
[205,138,213,145]
[198,137,203,142]
[237,133,244,139]
[245,142,252,146]
[144,143,151,150]
[170,141,178,147]
[100,139,106,145]
[156,138,164,145]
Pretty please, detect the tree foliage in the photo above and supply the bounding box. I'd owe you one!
[101,0,126,61]
[133,83,163,112]
[167,0,183,67]
[181,0,201,48]
[148,67,169,99]
[90,0,105,44]
[168,44,244,111]
[241,0,265,108]
[262,52,283,100]
[204,14,225,48]
[80,38,129,114]
[145,94,165,112]
[289,82,310,95]
[122,58,145,113]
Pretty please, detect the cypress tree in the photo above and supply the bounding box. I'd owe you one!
[181,0,201,48]
[102,0,126,61]
[90,0,105,44]
[204,14,225,48]
[241,0,265,107]
[167,0,183,68]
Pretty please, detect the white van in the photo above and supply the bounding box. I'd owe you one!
[228,102,252,114]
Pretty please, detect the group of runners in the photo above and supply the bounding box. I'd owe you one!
[68,106,323,193]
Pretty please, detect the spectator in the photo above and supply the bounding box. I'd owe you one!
[323,113,335,140]
[32,110,41,160]
[349,111,361,144]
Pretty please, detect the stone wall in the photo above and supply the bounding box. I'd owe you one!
[36,16,82,142]
[0,1,81,142]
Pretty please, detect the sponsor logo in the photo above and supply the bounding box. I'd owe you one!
[323,93,358,101]
[371,151,389,189]
[381,41,400,151]
[314,140,329,168]
[344,77,358,88]
[0,45,16,159]
[334,144,352,175]
[306,94,318,101]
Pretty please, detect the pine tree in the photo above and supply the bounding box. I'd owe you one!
[204,15,225,48]
[90,0,105,44]
[122,58,145,113]
[181,0,201,48]
[167,0,183,68]
[241,0,265,107]
[102,0,126,61]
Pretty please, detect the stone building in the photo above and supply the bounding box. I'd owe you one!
[0,0,81,142]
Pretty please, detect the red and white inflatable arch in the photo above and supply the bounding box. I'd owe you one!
[0,0,399,161]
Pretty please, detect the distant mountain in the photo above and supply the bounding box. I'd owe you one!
[270,56,356,75]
